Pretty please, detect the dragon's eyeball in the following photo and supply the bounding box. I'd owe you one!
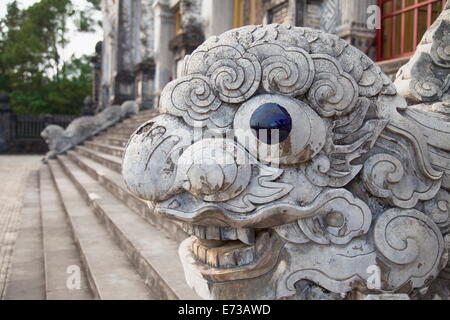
[234,94,326,165]
[250,103,292,145]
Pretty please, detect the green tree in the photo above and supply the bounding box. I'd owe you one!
[0,0,99,115]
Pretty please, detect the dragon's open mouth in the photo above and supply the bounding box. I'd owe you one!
[182,224,275,269]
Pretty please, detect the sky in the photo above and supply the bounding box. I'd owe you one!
[0,0,103,62]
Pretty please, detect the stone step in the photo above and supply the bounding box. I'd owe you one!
[39,165,93,300]
[128,112,158,120]
[138,109,159,116]
[84,141,124,158]
[114,113,156,127]
[106,127,138,136]
[131,109,157,117]
[57,155,198,300]
[119,120,148,128]
[106,127,136,137]
[92,136,129,148]
[109,121,140,129]
[48,160,155,300]
[67,150,187,244]
[3,170,45,300]
[76,145,122,174]
[112,122,143,130]
[120,117,149,125]
[101,131,134,140]
[94,134,130,145]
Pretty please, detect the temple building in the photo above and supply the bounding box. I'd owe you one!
[97,0,447,111]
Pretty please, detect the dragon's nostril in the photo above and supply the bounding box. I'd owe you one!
[250,103,292,145]
[186,163,225,196]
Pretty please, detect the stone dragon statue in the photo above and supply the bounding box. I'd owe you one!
[41,100,138,162]
[122,4,450,300]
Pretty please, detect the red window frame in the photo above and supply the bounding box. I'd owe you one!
[376,0,447,61]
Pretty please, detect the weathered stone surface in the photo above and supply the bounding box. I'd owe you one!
[395,1,450,104]
[122,22,450,300]
[42,101,138,162]
[139,0,155,62]
[394,2,450,194]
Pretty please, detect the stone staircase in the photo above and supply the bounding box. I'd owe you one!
[3,110,198,300]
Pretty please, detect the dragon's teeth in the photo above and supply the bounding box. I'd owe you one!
[237,228,256,245]
[182,224,255,244]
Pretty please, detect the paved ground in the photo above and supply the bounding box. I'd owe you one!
[0,155,42,296]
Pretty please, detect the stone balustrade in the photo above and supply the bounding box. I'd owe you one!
[41,100,139,162]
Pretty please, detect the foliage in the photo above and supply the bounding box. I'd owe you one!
[0,0,99,115]
[10,55,93,115]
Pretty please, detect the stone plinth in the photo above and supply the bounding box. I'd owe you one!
[134,59,156,110]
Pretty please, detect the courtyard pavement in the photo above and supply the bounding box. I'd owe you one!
[0,155,42,297]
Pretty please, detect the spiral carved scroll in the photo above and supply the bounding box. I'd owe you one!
[275,189,372,245]
[374,209,445,291]
[160,75,235,128]
[247,43,315,96]
[362,153,441,209]
[187,43,261,104]
[431,33,450,68]
[307,54,358,117]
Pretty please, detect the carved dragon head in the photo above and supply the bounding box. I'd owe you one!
[41,124,70,157]
[123,23,449,299]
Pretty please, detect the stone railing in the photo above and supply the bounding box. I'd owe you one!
[121,6,450,300]
[41,100,139,162]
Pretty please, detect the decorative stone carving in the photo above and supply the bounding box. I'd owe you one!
[395,2,450,104]
[140,0,155,62]
[42,101,138,162]
[122,20,449,299]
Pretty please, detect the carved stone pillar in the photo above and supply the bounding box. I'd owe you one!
[140,0,155,62]
[99,0,118,111]
[90,41,103,109]
[153,0,176,108]
[82,96,95,116]
[169,0,204,79]
[201,0,233,39]
[134,59,156,110]
[112,0,137,105]
[169,32,204,79]
[113,70,135,104]
[133,0,156,109]
[122,18,450,300]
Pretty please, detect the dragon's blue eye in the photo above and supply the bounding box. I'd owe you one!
[250,103,292,145]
